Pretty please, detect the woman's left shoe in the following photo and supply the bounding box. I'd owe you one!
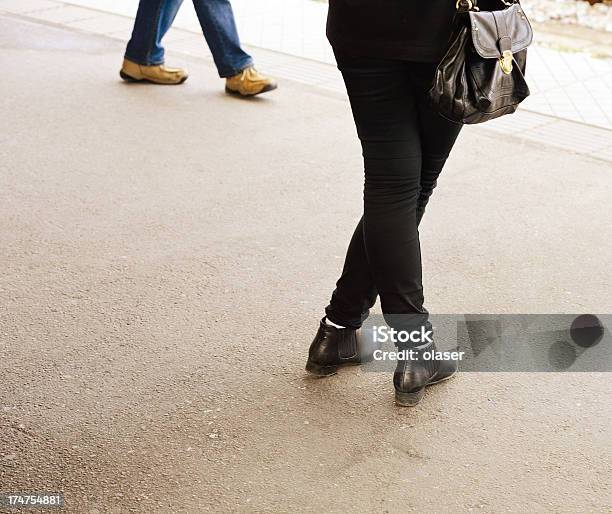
[393,340,458,407]
[305,318,374,377]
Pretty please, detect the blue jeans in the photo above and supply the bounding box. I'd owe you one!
[125,0,253,78]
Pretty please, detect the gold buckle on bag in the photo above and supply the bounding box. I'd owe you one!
[500,50,513,74]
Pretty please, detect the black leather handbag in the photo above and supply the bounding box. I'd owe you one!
[429,0,533,124]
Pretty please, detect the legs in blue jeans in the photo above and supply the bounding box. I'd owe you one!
[125,0,183,66]
[125,0,253,77]
[192,0,253,77]
[325,54,462,329]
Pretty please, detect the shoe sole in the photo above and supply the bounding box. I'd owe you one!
[120,70,188,85]
[394,369,458,408]
[305,353,375,378]
[305,360,367,377]
[305,360,339,377]
[225,83,278,97]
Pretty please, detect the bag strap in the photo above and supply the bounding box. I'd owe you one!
[493,11,512,53]
[456,0,519,12]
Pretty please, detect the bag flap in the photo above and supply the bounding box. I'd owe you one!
[469,4,533,59]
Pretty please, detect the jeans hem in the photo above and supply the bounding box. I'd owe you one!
[124,52,165,67]
[324,310,366,330]
[217,58,254,78]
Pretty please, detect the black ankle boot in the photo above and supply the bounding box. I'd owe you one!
[305,318,374,377]
[393,340,458,407]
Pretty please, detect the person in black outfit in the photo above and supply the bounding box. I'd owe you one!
[306,0,465,406]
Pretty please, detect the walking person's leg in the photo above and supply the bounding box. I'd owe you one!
[191,0,276,95]
[191,0,251,77]
[122,0,189,84]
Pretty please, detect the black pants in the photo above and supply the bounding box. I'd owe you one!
[325,53,463,329]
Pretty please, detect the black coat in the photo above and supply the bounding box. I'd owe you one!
[326,0,458,62]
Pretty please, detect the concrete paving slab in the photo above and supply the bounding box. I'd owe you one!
[0,0,57,14]
[64,11,135,35]
[26,4,97,23]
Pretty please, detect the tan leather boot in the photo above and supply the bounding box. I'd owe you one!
[225,67,277,97]
[120,58,188,85]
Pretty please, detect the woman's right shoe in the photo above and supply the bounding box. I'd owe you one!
[393,340,458,407]
[305,318,374,377]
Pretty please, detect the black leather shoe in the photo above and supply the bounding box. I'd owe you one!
[393,341,458,407]
[305,318,375,377]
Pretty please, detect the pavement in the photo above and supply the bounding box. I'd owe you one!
[1,12,612,514]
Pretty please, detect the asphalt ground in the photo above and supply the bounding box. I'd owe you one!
[1,15,611,513]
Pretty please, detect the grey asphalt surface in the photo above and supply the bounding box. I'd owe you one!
[1,14,611,514]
